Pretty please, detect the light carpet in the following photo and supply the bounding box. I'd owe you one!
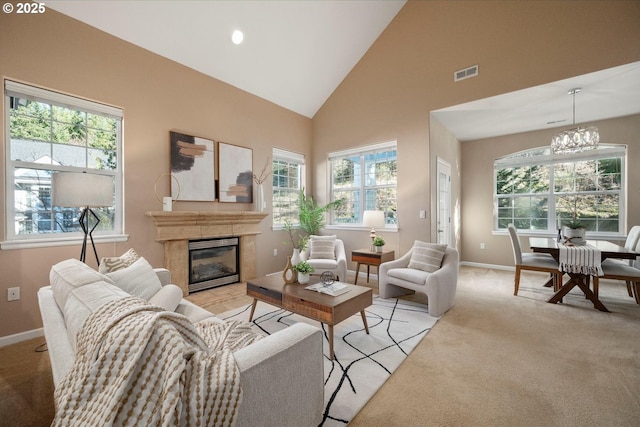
[218,296,439,426]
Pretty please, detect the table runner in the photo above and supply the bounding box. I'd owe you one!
[558,244,603,276]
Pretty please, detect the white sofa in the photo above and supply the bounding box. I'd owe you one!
[379,246,459,317]
[38,258,324,427]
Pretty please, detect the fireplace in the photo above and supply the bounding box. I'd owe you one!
[188,237,239,292]
[146,211,269,295]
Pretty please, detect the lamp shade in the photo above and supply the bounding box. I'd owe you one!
[53,172,113,208]
[363,210,385,228]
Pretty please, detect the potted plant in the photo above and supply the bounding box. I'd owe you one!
[563,219,586,240]
[283,189,344,263]
[293,260,315,284]
[298,188,345,236]
[372,236,385,252]
[559,196,587,241]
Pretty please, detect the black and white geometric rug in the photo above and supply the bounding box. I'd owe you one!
[218,296,438,426]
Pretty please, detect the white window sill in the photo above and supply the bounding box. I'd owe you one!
[1,234,129,250]
[325,224,399,233]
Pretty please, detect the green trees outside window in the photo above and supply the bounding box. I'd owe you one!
[495,146,624,234]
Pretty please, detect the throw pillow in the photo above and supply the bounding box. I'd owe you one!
[148,284,183,312]
[99,248,140,274]
[408,241,447,273]
[104,256,162,300]
[49,258,117,311]
[308,235,336,260]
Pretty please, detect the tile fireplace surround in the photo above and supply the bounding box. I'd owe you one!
[146,211,269,295]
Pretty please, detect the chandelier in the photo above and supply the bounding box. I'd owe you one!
[551,88,599,154]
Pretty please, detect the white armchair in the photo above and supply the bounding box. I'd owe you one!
[302,237,348,282]
[379,246,459,317]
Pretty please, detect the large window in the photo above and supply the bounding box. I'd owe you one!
[3,80,123,248]
[495,145,626,235]
[272,148,305,227]
[329,141,397,226]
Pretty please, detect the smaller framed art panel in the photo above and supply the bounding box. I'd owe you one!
[218,142,253,203]
[170,131,216,201]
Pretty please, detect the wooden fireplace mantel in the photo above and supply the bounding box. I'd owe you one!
[146,210,269,295]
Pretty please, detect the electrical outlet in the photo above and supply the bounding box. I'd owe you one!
[480,243,486,250]
[8,287,20,301]
[273,248,278,256]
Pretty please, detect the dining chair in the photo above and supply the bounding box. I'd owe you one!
[593,238,640,304]
[508,224,562,296]
[601,225,640,298]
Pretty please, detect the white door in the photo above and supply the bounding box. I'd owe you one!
[437,158,451,246]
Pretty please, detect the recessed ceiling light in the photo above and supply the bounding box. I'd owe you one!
[231,30,244,45]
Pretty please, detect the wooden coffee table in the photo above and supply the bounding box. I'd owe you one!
[246,275,372,360]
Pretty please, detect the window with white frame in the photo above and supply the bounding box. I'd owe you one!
[329,141,397,226]
[495,144,626,234]
[272,148,305,227]
[3,80,123,247]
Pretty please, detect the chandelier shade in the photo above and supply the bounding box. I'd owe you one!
[551,126,600,154]
[551,88,599,155]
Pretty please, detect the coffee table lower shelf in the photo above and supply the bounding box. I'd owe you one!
[247,275,372,360]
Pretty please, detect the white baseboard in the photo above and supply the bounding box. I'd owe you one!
[0,328,44,348]
[460,261,514,271]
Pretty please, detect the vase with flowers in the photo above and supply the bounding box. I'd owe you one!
[253,157,272,212]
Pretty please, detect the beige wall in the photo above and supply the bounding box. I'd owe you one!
[0,9,312,337]
[313,0,639,265]
[1,1,640,339]
[461,114,640,266]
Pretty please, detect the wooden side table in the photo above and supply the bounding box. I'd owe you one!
[352,249,395,285]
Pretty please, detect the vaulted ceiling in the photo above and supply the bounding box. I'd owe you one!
[47,0,407,119]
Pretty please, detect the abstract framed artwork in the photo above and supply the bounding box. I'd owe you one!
[218,142,253,203]
[170,131,216,201]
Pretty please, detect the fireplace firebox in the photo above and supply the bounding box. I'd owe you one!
[188,237,239,292]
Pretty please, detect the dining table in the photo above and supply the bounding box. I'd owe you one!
[529,237,638,312]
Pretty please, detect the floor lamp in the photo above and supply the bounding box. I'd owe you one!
[53,172,114,264]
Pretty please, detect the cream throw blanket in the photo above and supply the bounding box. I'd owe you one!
[53,296,261,427]
[559,244,603,276]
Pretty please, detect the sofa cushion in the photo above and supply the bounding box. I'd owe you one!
[308,235,336,260]
[305,258,338,270]
[63,281,130,351]
[388,267,430,284]
[98,248,140,273]
[105,257,162,301]
[408,241,447,273]
[50,258,116,310]
[148,284,183,312]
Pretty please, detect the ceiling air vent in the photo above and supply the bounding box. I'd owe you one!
[454,64,478,82]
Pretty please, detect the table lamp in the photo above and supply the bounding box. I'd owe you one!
[53,171,113,264]
[363,210,385,251]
